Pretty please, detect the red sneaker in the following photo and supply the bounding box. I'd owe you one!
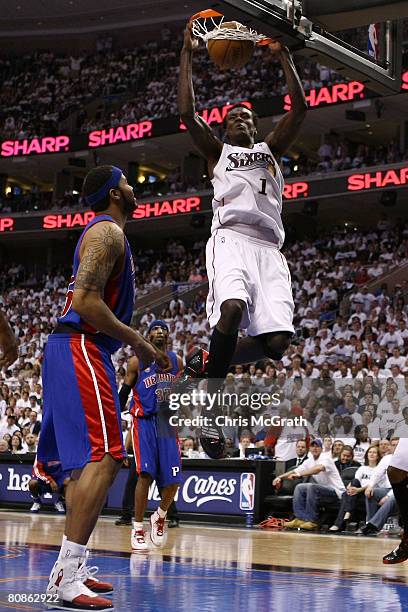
[131,528,148,552]
[150,511,167,548]
[79,552,113,594]
[46,557,113,610]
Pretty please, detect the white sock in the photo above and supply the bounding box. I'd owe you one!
[57,534,68,561]
[61,540,87,560]
[157,507,166,519]
[133,521,143,531]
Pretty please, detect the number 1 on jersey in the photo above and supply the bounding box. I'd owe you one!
[258,178,267,195]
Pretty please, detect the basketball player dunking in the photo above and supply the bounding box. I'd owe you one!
[119,320,183,552]
[178,25,307,419]
[39,165,168,611]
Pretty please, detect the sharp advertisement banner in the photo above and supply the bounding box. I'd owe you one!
[1,72,407,159]
[2,164,408,235]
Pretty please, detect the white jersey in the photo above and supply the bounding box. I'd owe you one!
[211,141,285,248]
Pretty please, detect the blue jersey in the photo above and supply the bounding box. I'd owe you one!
[58,214,136,353]
[130,351,179,417]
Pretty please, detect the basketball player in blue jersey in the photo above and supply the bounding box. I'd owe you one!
[178,25,307,456]
[119,320,183,551]
[29,455,71,514]
[40,165,169,612]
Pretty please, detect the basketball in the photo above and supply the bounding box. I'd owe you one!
[207,21,254,70]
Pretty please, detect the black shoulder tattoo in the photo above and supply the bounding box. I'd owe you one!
[75,224,123,293]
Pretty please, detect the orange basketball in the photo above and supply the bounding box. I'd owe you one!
[207,21,254,70]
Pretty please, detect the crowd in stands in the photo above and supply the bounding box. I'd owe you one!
[0,28,371,141]
[289,139,407,177]
[1,217,408,531]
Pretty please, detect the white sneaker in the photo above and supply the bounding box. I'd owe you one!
[131,528,148,552]
[149,511,167,548]
[30,502,41,513]
[54,501,65,513]
[329,525,339,532]
[46,557,113,610]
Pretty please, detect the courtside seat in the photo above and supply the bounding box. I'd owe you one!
[263,475,308,519]
[317,466,361,527]
[263,466,361,524]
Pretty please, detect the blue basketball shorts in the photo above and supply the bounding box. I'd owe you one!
[131,413,182,488]
[38,334,125,471]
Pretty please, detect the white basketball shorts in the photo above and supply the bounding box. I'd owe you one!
[389,437,408,471]
[205,228,294,336]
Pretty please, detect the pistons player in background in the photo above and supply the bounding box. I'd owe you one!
[178,24,307,455]
[29,454,71,514]
[39,165,168,612]
[119,320,183,551]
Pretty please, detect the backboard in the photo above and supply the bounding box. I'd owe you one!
[203,0,406,94]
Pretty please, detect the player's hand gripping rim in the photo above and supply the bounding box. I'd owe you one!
[183,22,199,52]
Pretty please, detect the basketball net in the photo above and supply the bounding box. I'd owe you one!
[190,9,272,45]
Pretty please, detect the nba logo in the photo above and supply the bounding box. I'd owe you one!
[239,473,255,511]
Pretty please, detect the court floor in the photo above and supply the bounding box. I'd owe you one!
[1,511,408,611]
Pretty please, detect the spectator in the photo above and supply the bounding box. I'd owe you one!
[28,411,41,435]
[10,433,25,454]
[378,438,391,457]
[0,439,9,453]
[361,437,399,534]
[393,406,408,438]
[0,414,20,438]
[329,444,381,532]
[276,439,345,531]
[238,431,255,458]
[285,439,309,469]
[24,433,38,453]
[335,446,360,474]
[352,425,371,465]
